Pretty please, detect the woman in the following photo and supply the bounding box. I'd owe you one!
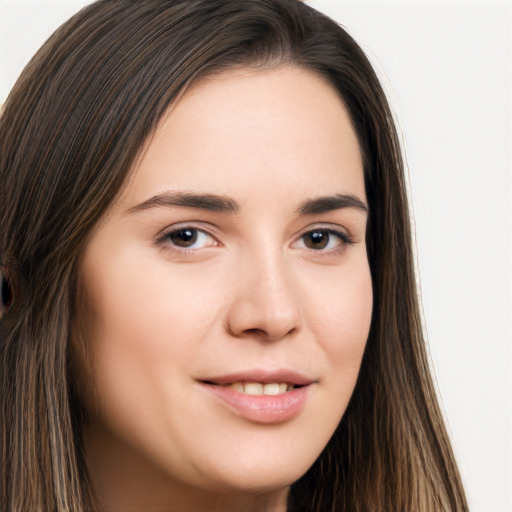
[0,0,468,511]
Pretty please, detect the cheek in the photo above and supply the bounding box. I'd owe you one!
[84,250,219,356]
[307,258,372,352]
[305,259,372,401]
[74,253,225,464]
[76,246,232,408]
[333,271,372,367]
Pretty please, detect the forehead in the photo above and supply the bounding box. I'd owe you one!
[120,65,365,211]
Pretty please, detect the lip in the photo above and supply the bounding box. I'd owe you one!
[201,369,314,387]
[198,369,315,424]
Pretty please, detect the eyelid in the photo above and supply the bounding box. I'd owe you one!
[292,224,354,252]
[155,222,220,252]
[154,221,355,256]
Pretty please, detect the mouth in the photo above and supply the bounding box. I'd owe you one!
[202,381,304,396]
[198,370,314,424]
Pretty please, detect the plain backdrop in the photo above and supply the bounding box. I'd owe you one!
[1,1,510,511]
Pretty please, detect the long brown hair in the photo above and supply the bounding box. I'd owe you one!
[0,1,468,510]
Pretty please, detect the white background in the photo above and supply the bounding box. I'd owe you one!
[1,1,510,511]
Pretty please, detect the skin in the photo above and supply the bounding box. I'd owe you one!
[74,66,373,512]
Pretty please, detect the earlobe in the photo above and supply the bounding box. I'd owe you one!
[0,262,26,327]
[0,265,14,319]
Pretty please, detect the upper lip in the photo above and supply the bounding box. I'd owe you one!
[199,368,316,386]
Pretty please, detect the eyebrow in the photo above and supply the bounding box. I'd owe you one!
[126,191,240,215]
[126,191,367,216]
[297,194,368,215]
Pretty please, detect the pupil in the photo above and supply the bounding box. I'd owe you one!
[170,228,197,247]
[306,231,328,249]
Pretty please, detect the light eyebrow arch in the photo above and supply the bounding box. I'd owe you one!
[297,194,368,215]
[126,191,240,215]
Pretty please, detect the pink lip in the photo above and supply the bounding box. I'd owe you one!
[198,369,315,424]
[201,369,314,387]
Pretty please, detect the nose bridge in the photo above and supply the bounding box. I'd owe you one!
[257,249,297,314]
[227,241,302,341]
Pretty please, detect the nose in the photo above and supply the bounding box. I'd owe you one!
[226,253,302,342]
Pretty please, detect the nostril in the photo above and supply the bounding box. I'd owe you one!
[243,326,296,342]
[245,328,267,336]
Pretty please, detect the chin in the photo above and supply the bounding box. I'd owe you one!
[190,444,318,496]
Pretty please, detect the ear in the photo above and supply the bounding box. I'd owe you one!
[0,265,14,319]
[0,262,26,331]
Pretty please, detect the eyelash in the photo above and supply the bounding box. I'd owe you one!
[156,225,218,254]
[294,227,354,254]
[156,225,354,255]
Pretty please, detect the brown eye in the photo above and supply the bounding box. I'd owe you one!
[303,230,331,250]
[162,227,216,251]
[168,228,198,247]
[298,228,351,252]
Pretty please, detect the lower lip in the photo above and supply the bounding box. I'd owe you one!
[200,383,310,424]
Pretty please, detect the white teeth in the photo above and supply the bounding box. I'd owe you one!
[227,382,292,395]
[244,382,263,395]
[230,382,244,393]
[262,383,280,395]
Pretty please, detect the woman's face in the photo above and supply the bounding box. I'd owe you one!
[75,66,372,510]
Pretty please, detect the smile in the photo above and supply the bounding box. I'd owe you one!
[198,371,314,424]
[216,382,298,395]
